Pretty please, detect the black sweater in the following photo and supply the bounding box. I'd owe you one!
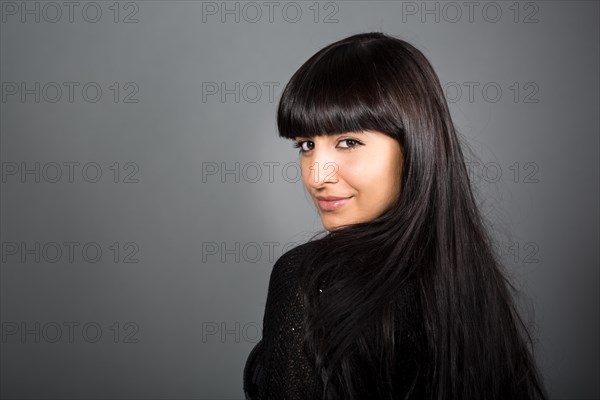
[243,240,426,400]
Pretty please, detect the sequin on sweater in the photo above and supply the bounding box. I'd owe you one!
[243,240,425,400]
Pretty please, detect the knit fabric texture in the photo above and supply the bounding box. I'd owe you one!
[243,240,425,400]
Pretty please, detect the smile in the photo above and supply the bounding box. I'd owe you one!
[317,197,352,212]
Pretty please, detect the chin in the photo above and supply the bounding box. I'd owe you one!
[322,220,343,232]
[320,221,335,232]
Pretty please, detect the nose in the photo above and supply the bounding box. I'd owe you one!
[304,146,339,189]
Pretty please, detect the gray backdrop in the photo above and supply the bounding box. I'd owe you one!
[1,1,598,399]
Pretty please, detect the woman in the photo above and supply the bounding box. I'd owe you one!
[243,32,548,400]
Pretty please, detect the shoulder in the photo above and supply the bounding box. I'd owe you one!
[279,239,322,262]
[258,241,325,398]
[261,241,320,338]
[271,239,321,277]
[264,240,322,308]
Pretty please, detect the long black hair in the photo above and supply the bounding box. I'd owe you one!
[276,32,548,400]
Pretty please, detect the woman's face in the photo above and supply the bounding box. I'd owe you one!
[294,130,403,231]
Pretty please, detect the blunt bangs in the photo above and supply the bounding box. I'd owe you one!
[276,36,405,140]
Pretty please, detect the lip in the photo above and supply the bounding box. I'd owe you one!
[316,195,351,201]
[316,196,352,212]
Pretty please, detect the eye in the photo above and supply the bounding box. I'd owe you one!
[292,140,313,154]
[292,137,363,154]
[337,138,363,150]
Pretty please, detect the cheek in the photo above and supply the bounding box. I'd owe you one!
[346,157,391,187]
[351,156,399,201]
